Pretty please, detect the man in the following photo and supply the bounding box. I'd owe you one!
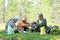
[36,14,47,34]
[17,16,29,33]
[5,16,19,34]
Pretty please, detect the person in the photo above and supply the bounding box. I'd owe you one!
[5,16,19,34]
[36,14,47,34]
[31,22,37,32]
[17,16,30,33]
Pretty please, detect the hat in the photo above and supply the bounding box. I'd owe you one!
[13,16,20,20]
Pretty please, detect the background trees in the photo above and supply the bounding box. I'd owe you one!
[0,0,60,26]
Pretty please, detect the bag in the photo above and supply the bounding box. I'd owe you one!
[7,25,14,34]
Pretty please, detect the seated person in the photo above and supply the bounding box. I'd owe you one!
[5,16,19,34]
[36,14,47,34]
[31,22,37,32]
[17,16,29,33]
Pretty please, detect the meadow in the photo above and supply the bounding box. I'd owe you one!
[0,31,60,40]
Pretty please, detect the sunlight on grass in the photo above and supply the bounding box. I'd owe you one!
[0,23,5,31]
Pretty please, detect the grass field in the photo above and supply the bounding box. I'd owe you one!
[0,23,60,40]
[0,31,60,40]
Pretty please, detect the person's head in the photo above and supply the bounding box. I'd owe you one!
[13,16,19,22]
[13,19,18,23]
[21,16,27,22]
[39,14,43,20]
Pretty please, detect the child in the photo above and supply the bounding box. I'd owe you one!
[31,22,37,32]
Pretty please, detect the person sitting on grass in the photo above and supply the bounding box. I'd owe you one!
[31,22,37,32]
[36,14,47,35]
[5,16,19,34]
[17,16,30,33]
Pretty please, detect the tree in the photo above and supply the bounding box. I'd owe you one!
[3,0,8,22]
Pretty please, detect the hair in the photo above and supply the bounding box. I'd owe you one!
[39,14,43,18]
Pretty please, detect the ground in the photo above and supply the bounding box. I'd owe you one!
[0,31,60,40]
[0,23,60,40]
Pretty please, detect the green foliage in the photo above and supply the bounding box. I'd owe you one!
[0,31,60,40]
[0,0,60,26]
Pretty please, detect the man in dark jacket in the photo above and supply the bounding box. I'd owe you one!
[36,14,47,32]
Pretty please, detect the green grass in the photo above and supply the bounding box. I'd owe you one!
[0,31,60,40]
[0,23,60,40]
